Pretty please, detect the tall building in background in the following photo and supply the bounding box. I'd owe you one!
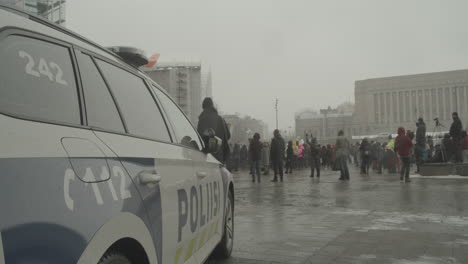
[201,71,213,99]
[295,106,354,144]
[1,0,66,25]
[142,62,203,125]
[223,114,268,144]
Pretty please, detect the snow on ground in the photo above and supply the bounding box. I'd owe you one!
[410,174,468,179]
[391,256,460,264]
[331,209,468,232]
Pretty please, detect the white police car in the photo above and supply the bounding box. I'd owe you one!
[0,5,234,264]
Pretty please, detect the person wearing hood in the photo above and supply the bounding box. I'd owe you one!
[249,133,263,183]
[450,112,463,162]
[415,118,427,173]
[335,130,350,180]
[270,129,285,182]
[197,97,231,164]
[310,138,321,178]
[395,127,413,182]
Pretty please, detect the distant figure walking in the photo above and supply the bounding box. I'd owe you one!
[285,141,294,174]
[461,131,468,163]
[336,130,350,181]
[249,133,263,183]
[262,142,271,175]
[450,112,463,162]
[197,97,231,164]
[309,138,321,178]
[360,138,371,175]
[415,118,426,173]
[270,129,285,182]
[395,127,413,183]
[232,143,240,171]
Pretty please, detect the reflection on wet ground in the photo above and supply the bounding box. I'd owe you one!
[207,167,468,264]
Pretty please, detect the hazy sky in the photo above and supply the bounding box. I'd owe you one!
[67,0,468,131]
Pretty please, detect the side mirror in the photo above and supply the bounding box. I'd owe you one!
[201,128,222,154]
[207,135,222,154]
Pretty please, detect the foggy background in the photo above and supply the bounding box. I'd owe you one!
[67,0,468,132]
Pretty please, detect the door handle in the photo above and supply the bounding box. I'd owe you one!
[196,171,208,178]
[139,171,161,185]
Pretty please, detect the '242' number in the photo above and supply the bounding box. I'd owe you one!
[19,50,68,86]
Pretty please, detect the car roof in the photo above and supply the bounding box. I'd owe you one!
[0,4,153,81]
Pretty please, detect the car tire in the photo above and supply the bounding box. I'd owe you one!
[98,252,132,264]
[214,189,234,258]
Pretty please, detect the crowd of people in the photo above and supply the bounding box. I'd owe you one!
[197,98,468,184]
[224,129,353,182]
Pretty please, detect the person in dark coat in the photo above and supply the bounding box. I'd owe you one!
[375,142,383,174]
[442,133,453,162]
[270,129,285,182]
[415,118,426,173]
[232,143,241,172]
[310,138,321,178]
[321,146,327,167]
[303,142,311,168]
[360,138,371,175]
[285,141,294,174]
[450,112,463,162]
[249,133,263,182]
[240,144,248,168]
[395,127,413,182]
[197,97,231,164]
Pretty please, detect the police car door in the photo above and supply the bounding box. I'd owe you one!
[91,58,198,264]
[0,31,121,263]
[151,87,223,264]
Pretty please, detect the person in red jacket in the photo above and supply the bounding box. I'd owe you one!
[395,127,413,182]
[461,130,468,162]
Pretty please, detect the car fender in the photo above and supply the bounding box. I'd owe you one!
[77,212,158,264]
[220,167,233,227]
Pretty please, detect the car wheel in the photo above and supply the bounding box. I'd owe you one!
[214,189,234,258]
[98,252,132,264]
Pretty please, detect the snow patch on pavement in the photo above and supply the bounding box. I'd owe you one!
[442,239,468,246]
[355,211,468,232]
[357,254,377,259]
[332,209,371,216]
[357,221,410,232]
[411,174,468,179]
[391,256,460,264]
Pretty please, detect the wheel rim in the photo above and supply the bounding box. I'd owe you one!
[225,196,234,251]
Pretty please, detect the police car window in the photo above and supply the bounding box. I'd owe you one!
[152,86,202,150]
[96,60,171,142]
[76,53,125,133]
[0,35,80,124]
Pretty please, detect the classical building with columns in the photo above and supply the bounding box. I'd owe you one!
[354,69,468,136]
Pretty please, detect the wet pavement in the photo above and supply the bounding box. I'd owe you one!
[206,166,468,264]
